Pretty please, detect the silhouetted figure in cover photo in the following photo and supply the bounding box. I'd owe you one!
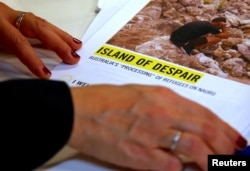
[170,17,228,54]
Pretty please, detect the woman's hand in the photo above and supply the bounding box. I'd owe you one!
[69,84,246,171]
[0,2,82,79]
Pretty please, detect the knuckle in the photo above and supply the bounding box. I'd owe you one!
[34,15,49,30]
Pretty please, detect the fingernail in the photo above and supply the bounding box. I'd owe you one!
[73,38,82,44]
[71,50,80,59]
[42,66,51,76]
[236,136,247,149]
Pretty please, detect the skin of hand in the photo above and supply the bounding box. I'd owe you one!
[68,84,245,171]
[0,2,82,79]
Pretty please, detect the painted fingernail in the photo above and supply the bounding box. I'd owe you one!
[236,136,247,149]
[42,66,51,76]
[71,50,80,59]
[73,38,82,44]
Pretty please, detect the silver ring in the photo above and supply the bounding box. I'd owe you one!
[15,12,27,31]
[170,131,182,151]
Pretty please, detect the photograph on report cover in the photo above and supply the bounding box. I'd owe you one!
[105,0,250,86]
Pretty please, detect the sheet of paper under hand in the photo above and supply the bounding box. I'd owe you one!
[82,0,129,43]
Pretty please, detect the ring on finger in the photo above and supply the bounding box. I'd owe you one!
[170,131,182,151]
[15,12,27,31]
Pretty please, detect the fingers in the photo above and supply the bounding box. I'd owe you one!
[128,85,246,170]
[0,19,51,79]
[120,140,183,171]
[170,103,246,152]
[172,116,235,153]
[0,3,82,79]
[128,124,212,170]
[162,86,245,151]
[148,149,183,171]
[19,13,82,64]
[163,131,213,171]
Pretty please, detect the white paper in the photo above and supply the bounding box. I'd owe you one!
[43,158,204,171]
[45,159,117,171]
[83,0,129,43]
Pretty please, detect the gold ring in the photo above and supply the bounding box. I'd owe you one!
[15,12,27,31]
